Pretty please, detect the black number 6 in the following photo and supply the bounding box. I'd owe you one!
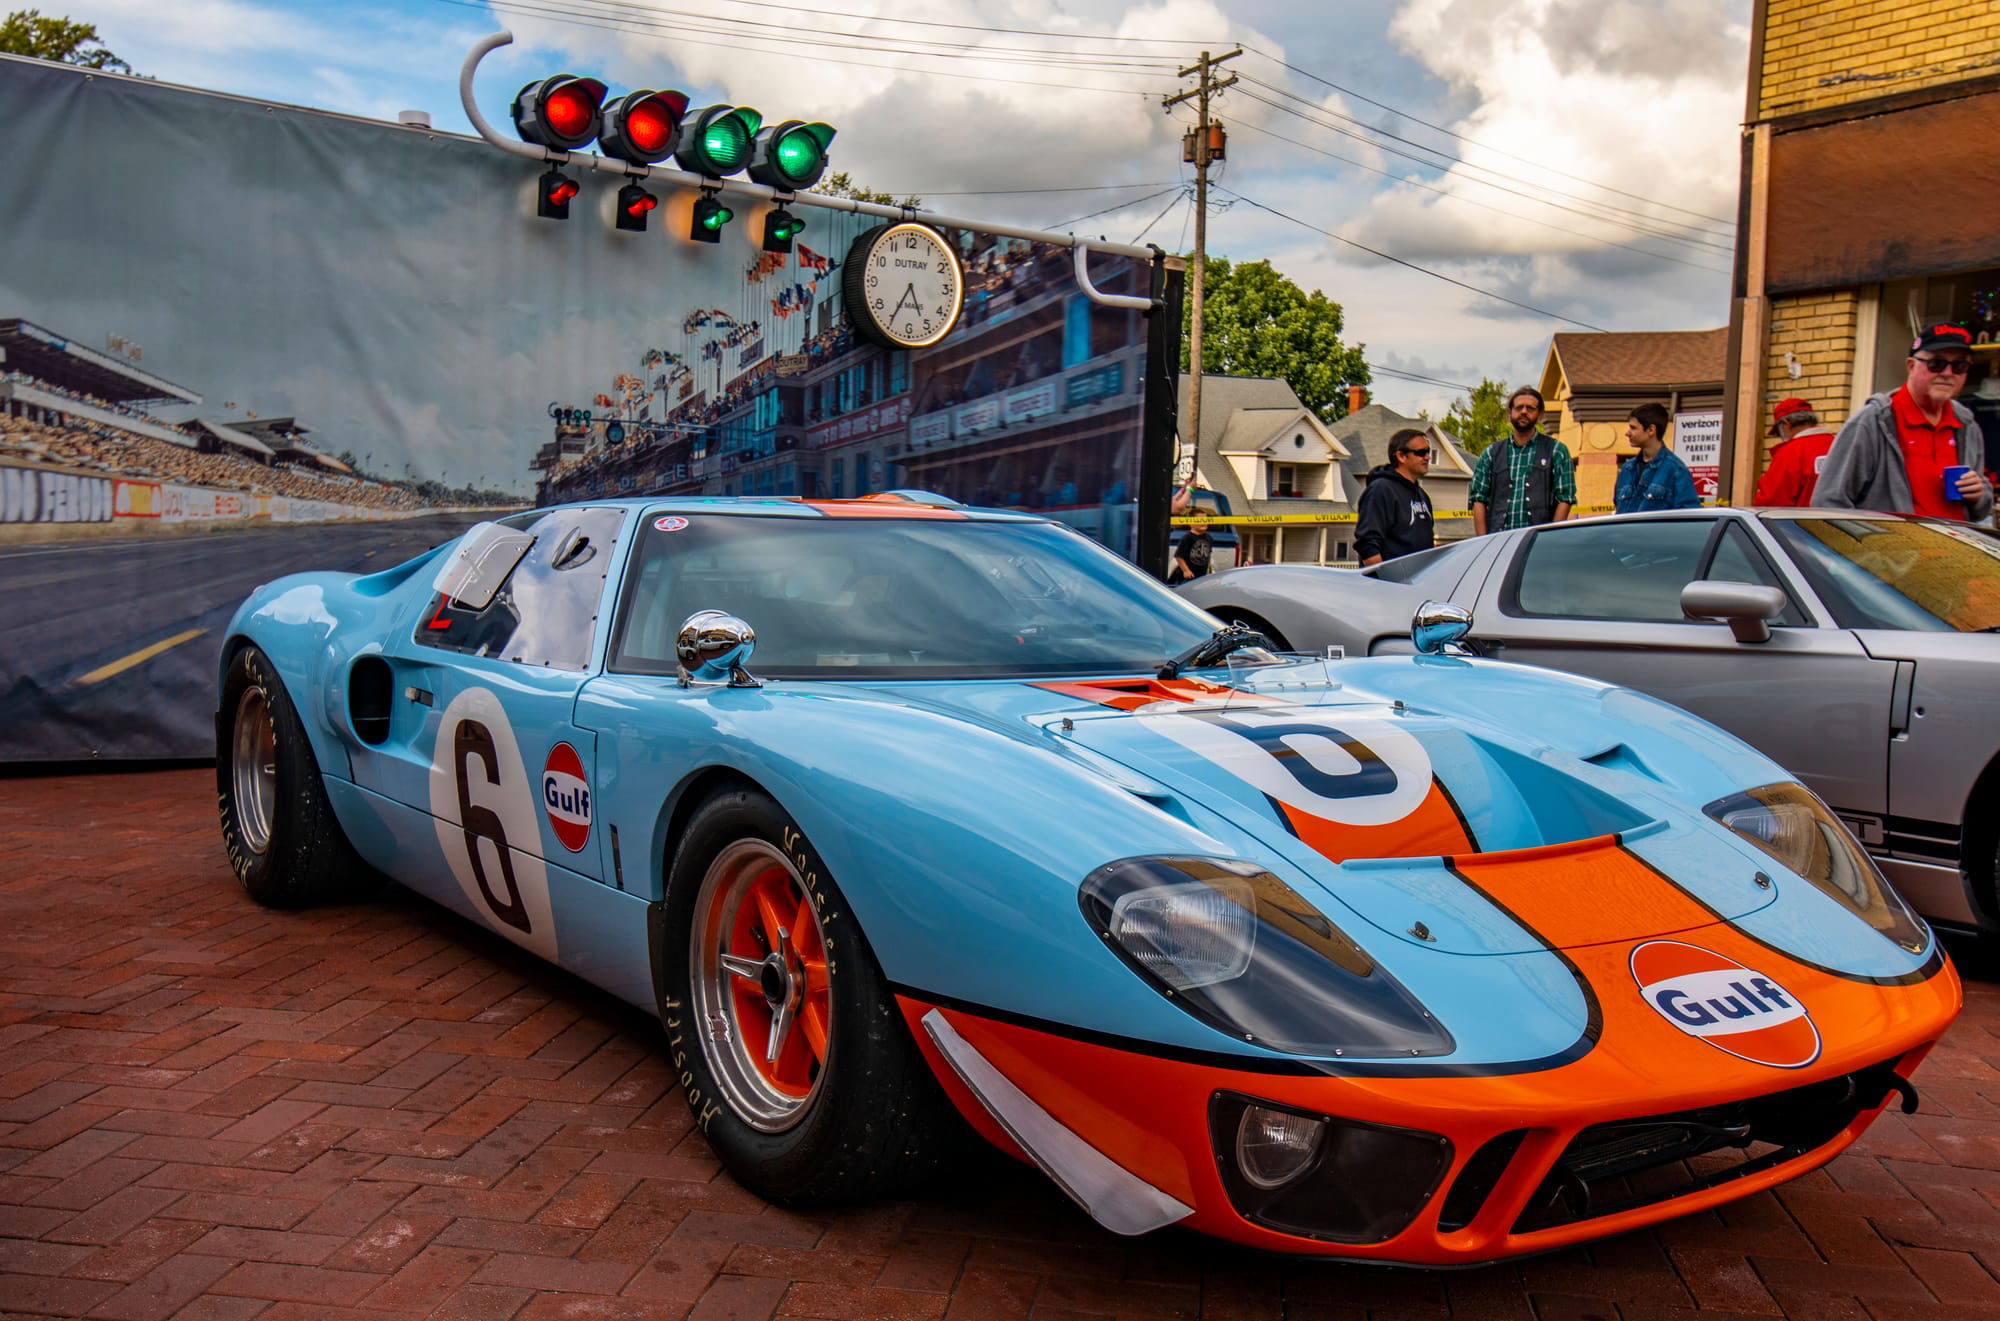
[454,719,532,934]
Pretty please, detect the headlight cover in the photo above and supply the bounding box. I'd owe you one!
[1703,783,1928,953]
[1079,857,1454,1058]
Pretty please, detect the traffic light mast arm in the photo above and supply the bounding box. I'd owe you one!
[461,29,1156,309]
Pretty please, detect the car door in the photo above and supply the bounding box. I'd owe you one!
[352,507,628,954]
[1471,515,1898,817]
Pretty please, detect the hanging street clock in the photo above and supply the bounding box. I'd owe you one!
[841,222,965,350]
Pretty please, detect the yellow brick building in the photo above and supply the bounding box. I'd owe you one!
[1726,0,2000,500]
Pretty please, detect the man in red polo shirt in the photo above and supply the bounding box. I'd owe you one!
[1819,323,1991,522]
[1752,396,1836,505]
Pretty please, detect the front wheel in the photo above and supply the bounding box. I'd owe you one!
[660,787,960,1203]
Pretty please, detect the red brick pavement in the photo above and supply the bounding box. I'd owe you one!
[1,768,1997,1320]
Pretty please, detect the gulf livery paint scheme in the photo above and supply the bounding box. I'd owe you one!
[215,495,1960,1265]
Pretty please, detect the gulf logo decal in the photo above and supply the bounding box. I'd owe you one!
[1630,940,1821,1069]
[543,742,592,852]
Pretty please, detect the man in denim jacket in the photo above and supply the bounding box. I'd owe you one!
[1613,403,1700,513]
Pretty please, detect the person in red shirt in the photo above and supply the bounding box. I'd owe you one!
[1819,323,1992,522]
[1752,397,1836,506]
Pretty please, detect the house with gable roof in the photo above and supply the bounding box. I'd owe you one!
[1537,328,1728,509]
[1177,375,1354,566]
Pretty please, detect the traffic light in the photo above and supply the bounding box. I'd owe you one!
[761,206,805,253]
[674,105,763,177]
[690,192,733,243]
[748,121,835,190]
[512,75,607,151]
[537,167,581,219]
[616,183,658,232]
[599,89,689,165]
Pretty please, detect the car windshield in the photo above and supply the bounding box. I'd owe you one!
[1770,516,2000,632]
[611,512,1225,678]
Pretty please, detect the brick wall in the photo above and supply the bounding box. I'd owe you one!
[1759,0,2000,118]
[1758,291,1860,467]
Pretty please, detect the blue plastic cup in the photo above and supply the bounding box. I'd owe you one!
[1944,465,1970,500]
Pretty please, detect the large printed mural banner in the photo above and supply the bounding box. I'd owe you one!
[0,55,1156,761]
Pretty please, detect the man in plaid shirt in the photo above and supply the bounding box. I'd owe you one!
[1469,387,1576,534]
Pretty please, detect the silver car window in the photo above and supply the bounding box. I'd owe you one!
[1511,520,1717,621]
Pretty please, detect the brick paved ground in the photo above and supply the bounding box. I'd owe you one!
[1,768,1997,1321]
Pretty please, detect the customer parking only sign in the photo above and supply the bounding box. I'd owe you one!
[1673,411,1724,504]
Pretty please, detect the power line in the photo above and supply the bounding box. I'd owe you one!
[1368,363,1477,392]
[1131,190,1188,245]
[1233,86,1735,256]
[875,181,1179,197]
[1241,46,1737,228]
[1046,186,1183,231]
[1214,185,1610,332]
[1227,118,1730,276]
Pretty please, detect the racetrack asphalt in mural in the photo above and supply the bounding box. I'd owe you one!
[0,769,1996,1317]
[0,514,491,761]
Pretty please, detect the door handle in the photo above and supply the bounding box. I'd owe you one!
[404,685,434,706]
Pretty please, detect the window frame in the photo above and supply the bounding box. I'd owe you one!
[414,506,625,672]
[1498,514,1813,628]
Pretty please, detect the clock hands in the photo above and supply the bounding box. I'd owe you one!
[890,283,923,324]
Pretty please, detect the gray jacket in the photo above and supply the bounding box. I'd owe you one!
[1818,391,1991,522]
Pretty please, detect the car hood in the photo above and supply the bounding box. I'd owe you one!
[864,664,1779,958]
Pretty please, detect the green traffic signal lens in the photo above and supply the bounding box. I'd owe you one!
[703,117,751,170]
[705,206,730,230]
[774,129,821,183]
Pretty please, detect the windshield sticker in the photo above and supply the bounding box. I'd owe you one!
[653,515,690,532]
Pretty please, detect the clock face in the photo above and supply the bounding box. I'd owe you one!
[843,223,965,350]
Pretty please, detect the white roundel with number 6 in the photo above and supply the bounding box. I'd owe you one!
[427,687,558,961]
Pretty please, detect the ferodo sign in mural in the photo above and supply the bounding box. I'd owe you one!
[0,51,1170,761]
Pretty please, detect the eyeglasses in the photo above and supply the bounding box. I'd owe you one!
[1915,355,1972,375]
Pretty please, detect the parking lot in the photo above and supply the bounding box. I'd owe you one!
[2,767,1997,1320]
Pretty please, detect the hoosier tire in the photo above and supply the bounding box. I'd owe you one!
[216,644,377,908]
[660,787,961,1203]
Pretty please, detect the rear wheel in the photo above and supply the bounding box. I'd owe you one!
[661,787,960,1202]
[216,645,377,908]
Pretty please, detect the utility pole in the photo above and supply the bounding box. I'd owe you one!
[1163,47,1239,499]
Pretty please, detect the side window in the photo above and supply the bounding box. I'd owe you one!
[418,508,624,670]
[1704,523,1808,626]
[1510,520,1716,621]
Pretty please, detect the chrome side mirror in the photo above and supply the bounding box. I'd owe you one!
[676,610,761,688]
[1681,582,1786,644]
[1412,600,1474,655]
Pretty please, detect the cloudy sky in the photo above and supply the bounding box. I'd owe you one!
[66,0,1751,418]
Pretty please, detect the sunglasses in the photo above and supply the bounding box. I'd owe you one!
[1403,447,1432,458]
[1915,355,1972,375]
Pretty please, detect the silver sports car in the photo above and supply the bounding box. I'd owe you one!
[1178,508,2000,933]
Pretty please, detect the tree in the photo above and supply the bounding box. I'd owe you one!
[1441,377,1511,454]
[0,10,130,72]
[1182,256,1368,423]
[817,170,922,211]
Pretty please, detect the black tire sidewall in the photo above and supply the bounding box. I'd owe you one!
[660,788,904,1197]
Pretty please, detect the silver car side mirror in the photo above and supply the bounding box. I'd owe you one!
[677,610,762,688]
[1412,600,1474,655]
[1681,582,1786,644]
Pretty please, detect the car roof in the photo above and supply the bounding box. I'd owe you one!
[527,493,1055,524]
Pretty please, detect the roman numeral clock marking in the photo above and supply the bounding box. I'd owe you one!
[842,221,965,350]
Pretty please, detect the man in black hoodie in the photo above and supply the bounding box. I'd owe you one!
[1355,428,1436,565]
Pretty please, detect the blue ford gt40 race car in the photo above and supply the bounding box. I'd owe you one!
[216,494,1959,1264]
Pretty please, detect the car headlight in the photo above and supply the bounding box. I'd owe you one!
[1079,857,1453,1058]
[1704,783,1929,953]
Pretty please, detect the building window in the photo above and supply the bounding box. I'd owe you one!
[1271,463,1298,498]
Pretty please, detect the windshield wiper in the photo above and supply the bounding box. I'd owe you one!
[1158,622,1275,679]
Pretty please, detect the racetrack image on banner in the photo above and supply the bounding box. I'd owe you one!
[0,54,1153,761]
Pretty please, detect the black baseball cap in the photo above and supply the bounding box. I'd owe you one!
[1911,322,1973,355]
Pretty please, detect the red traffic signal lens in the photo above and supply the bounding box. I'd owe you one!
[551,179,580,204]
[625,193,657,216]
[545,84,597,140]
[626,100,677,155]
